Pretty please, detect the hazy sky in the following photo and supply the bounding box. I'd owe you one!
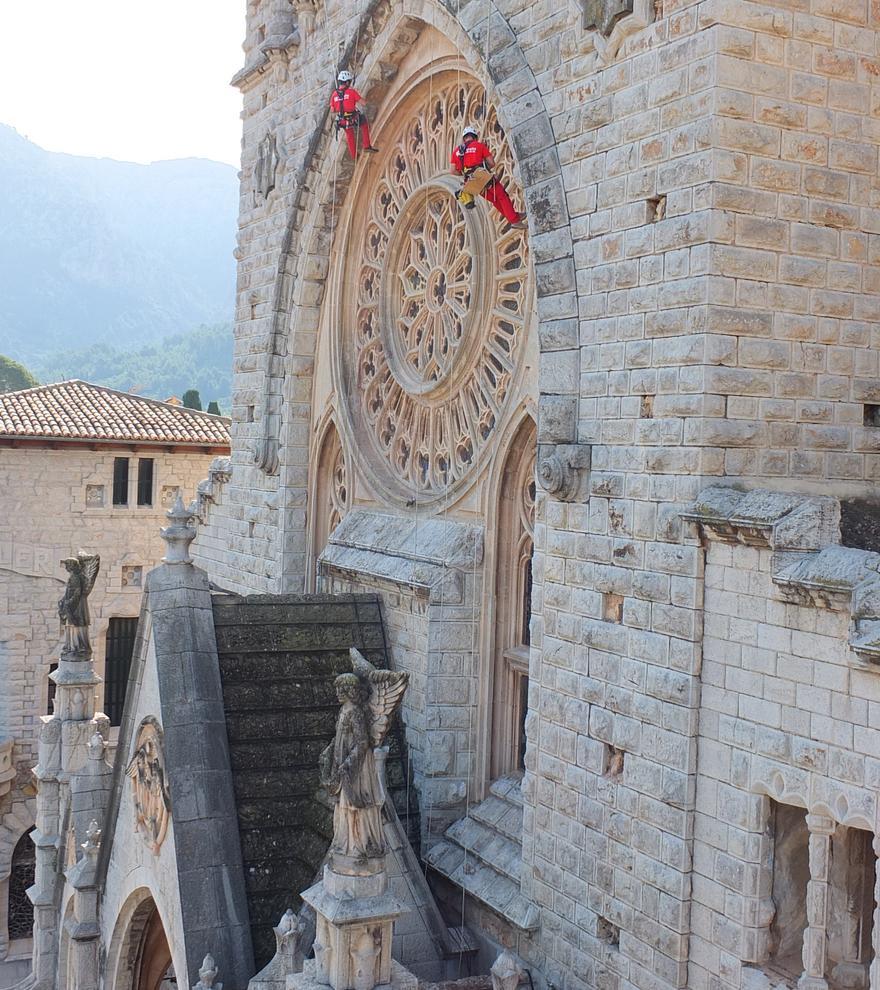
[0,1,245,166]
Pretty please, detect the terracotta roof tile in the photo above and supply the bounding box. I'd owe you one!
[0,380,231,447]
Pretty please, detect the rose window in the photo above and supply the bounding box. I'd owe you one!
[340,75,530,500]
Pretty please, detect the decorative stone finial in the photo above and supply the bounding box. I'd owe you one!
[161,494,197,564]
[194,954,221,990]
[491,949,525,990]
[87,731,105,761]
[536,443,591,502]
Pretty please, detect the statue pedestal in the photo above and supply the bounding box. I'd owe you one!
[288,864,410,990]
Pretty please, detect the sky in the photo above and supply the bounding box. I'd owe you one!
[0,0,245,166]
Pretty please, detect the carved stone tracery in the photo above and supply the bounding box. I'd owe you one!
[341,74,530,501]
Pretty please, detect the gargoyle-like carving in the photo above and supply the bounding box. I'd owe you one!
[581,0,635,36]
[126,719,171,854]
[536,443,591,502]
[319,649,408,866]
[58,551,100,658]
[255,131,280,201]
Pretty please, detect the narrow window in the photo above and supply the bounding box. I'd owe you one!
[104,617,138,726]
[112,457,129,506]
[8,829,35,941]
[136,458,154,506]
[46,662,58,715]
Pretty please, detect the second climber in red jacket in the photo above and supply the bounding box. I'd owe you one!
[330,70,378,160]
[450,125,526,228]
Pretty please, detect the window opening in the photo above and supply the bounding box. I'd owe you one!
[47,662,58,715]
[767,801,810,981]
[112,457,129,506]
[136,458,154,506]
[8,829,35,941]
[104,617,138,726]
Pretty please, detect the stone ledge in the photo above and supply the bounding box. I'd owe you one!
[319,510,483,604]
[684,486,880,667]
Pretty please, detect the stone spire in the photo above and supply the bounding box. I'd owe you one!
[160,494,197,565]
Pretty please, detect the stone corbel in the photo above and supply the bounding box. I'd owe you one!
[536,443,591,502]
[0,738,13,798]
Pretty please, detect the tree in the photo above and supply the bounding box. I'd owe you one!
[182,389,202,411]
[0,355,39,393]
[206,400,222,415]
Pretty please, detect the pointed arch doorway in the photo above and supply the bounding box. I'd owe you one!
[107,892,176,990]
[136,903,175,990]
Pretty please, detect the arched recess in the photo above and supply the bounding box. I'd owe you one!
[6,828,35,945]
[487,415,537,781]
[105,889,175,990]
[249,0,574,590]
[308,416,349,589]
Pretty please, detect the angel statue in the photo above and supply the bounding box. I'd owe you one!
[58,552,101,658]
[319,649,408,865]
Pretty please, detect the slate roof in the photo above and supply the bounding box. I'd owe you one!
[213,592,418,970]
[0,379,230,447]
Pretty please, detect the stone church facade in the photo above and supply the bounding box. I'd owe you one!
[18,0,880,988]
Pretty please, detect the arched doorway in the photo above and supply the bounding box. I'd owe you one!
[136,904,175,990]
[106,891,175,990]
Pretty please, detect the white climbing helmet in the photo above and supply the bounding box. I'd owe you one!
[462,125,478,139]
[337,70,354,84]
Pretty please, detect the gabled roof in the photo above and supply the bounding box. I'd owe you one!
[0,379,231,448]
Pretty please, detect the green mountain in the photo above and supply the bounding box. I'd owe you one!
[0,124,238,364]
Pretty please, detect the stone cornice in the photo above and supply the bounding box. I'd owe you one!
[683,486,880,666]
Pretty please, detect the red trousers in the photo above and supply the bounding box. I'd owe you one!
[482,178,520,224]
[340,115,373,158]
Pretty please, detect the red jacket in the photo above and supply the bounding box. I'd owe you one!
[451,139,491,173]
[330,87,361,115]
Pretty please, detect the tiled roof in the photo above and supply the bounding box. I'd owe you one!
[0,380,231,447]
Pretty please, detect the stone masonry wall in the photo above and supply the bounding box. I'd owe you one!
[204,1,880,989]
[692,536,880,990]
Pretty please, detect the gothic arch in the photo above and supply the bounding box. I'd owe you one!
[105,888,175,990]
[249,0,574,586]
[474,411,537,789]
[0,802,35,959]
[308,414,349,588]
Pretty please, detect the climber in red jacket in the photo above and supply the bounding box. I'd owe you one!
[450,125,526,228]
[330,70,378,159]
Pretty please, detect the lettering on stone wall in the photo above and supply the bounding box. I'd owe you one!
[126,718,171,854]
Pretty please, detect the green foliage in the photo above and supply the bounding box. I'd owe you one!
[206,400,221,415]
[0,354,39,393]
[28,323,233,410]
[182,389,202,411]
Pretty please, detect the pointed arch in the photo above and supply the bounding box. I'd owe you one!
[243,0,574,591]
[308,416,349,588]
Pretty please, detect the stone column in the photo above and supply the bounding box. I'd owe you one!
[868,834,880,990]
[800,814,835,990]
[66,821,101,990]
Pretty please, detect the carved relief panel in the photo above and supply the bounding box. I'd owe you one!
[126,718,171,854]
[336,72,531,505]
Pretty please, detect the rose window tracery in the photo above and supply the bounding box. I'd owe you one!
[341,75,530,499]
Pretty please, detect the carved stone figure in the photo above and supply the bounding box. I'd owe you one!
[58,552,100,657]
[255,131,280,200]
[581,0,635,35]
[319,649,408,866]
[126,719,171,854]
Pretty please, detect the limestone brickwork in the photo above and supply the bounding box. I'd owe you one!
[0,437,223,980]
[184,1,880,990]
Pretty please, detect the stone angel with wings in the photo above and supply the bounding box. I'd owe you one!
[319,648,408,865]
[58,551,101,657]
